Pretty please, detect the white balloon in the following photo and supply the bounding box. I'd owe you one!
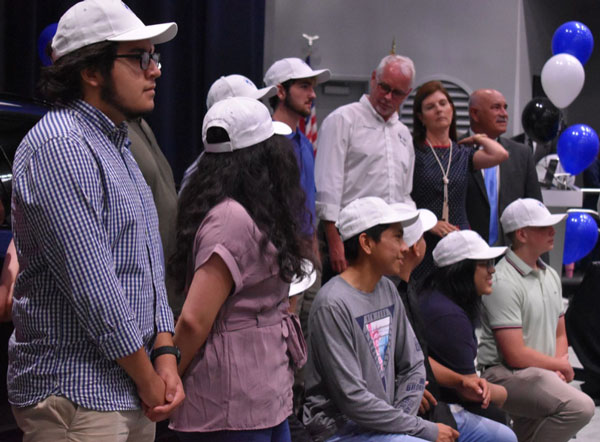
[541,53,585,109]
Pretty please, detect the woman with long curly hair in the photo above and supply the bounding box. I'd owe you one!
[168,97,313,442]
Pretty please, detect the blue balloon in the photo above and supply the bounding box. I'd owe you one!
[557,124,599,175]
[37,23,58,66]
[563,212,599,264]
[552,21,594,65]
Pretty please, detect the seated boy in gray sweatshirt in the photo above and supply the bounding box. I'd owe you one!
[302,197,459,442]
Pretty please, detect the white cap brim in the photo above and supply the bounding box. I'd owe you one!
[337,203,419,241]
[530,213,567,228]
[434,245,507,267]
[372,210,420,230]
[252,85,277,100]
[469,246,507,261]
[503,213,567,233]
[273,121,293,136]
[205,120,291,153]
[289,259,317,297]
[291,68,331,85]
[109,22,178,45]
[432,230,507,267]
[419,209,438,233]
[402,208,437,247]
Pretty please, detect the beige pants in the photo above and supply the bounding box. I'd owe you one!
[12,395,155,442]
[482,365,595,442]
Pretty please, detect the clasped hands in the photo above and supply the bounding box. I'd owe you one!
[138,359,185,422]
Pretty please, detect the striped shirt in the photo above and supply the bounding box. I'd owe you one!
[8,100,174,411]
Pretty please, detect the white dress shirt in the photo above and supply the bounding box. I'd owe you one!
[315,94,415,222]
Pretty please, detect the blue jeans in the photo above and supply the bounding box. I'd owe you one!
[176,419,291,442]
[326,421,427,441]
[325,408,517,442]
[452,407,517,442]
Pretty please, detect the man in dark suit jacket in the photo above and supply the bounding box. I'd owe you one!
[511,132,556,165]
[465,89,542,245]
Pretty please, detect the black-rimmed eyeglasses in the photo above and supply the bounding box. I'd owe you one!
[377,81,409,99]
[114,51,161,70]
[476,259,496,269]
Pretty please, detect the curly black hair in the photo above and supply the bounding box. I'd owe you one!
[421,259,481,324]
[38,41,118,103]
[169,132,313,295]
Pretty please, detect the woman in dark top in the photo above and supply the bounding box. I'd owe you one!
[411,81,508,280]
[418,230,513,432]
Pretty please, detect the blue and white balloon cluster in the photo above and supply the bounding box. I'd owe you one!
[542,22,599,176]
[541,22,600,264]
[543,21,592,109]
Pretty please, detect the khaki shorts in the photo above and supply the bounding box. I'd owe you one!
[12,395,155,442]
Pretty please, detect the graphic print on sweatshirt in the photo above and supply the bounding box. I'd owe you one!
[356,305,394,389]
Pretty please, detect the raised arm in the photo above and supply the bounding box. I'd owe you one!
[462,134,509,170]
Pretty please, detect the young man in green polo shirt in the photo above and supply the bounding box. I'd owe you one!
[478,198,595,442]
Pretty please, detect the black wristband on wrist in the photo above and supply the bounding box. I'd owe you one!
[151,345,181,365]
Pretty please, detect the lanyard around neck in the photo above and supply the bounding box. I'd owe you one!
[426,139,453,222]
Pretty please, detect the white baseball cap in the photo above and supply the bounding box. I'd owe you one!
[264,57,331,87]
[52,0,178,60]
[202,96,292,153]
[206,75,277,109]
[390,203,437,248]
[289,259,317,297]
[433,230,507,267]
[336,197,419,242]
[500,198,566,234]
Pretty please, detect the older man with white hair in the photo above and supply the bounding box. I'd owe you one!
[315,54,417,283]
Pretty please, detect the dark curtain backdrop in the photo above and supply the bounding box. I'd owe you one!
[0,0,266,184]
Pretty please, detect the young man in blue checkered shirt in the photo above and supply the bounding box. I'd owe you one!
[8,1,183,439]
